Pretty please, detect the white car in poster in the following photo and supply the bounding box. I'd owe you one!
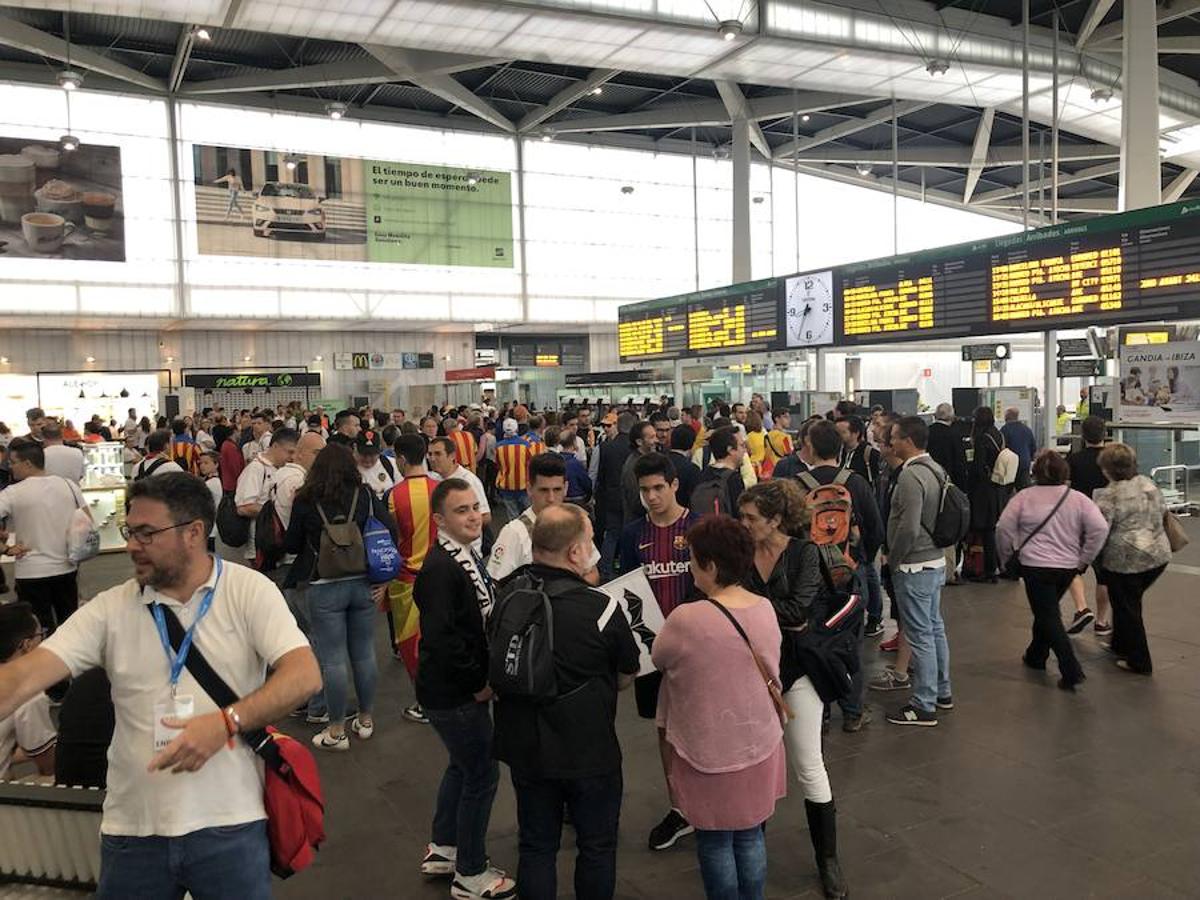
[251,181,326,240]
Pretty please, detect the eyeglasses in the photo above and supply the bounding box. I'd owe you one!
[119,520,197,545]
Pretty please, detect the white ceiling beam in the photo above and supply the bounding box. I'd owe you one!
[1164,168,1198,202]
[182,58,395,95]
[1089,1,1200,45]
[361,46,506,78]
[970,161,1121,204]
[364,45,514,132]
[788,143,1120,167]
[772,100,932,160]
[980,197,1117,213]
[518,68,618,133]
[1153,36,1200,54]
[715,81,771,158]
[168,26,194,94]
[0,14,164,91]
[963,107,995,203]
[1074,0,1119,49]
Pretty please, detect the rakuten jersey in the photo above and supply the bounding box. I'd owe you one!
[618,510,699,617]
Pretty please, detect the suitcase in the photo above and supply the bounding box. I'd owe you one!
[961,530,985,580]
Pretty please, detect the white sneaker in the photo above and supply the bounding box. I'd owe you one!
[420,843,456,877]
[350,716,374,740]
[310,728,349,752]
[450,865,517,900]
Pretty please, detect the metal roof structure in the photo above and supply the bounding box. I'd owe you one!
[0,1,1198,223]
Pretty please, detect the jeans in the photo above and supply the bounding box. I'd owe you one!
[1022,567,1084,684]
[894,566,951,713]
[96,819,269,900]
[695,826,767,900]
[308,577,377,723]
[1104,564,1166,673]
[284,581,326,718]
[860,559,884,624]
[783,677,832,803]
[599,523,621,579]
[511,769,623,900]
[498,489,529,522]
[426,700,500,877]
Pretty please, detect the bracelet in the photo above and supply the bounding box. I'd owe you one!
[221,706,240,749]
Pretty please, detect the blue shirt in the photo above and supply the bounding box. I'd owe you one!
[1000,420,1039,473]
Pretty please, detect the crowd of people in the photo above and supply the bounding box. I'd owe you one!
[0,389,1180,900]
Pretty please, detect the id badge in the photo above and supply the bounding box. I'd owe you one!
[153,692,194,753]
[965,448,975,463]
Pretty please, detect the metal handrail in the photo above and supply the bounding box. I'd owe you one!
[1149,465,1197,514]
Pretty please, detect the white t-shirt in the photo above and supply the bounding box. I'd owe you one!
[271,463,306,531]
[43,444,87,483]
[41,560,309,837]
[0,693,56,781]
[359,458,396,499]
[205,476,222,538]
[486,506,600,581]
[235,456,276,559]
[0,475,86,578]
[135,457,184,479]
[242,434,271,463]
[122,417,139,438]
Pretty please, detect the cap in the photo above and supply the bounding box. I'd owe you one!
[503,418,519,436]
[355,435,380,454]
[601,412,618,425]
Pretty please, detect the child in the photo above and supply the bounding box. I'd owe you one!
[198,451,222,553]
[0,603,56,780]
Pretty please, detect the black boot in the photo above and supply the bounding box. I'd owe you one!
[805,799,849,899]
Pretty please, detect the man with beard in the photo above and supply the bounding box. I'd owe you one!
[0,472,320,899]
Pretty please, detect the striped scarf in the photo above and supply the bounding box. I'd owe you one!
[438,533,494,618]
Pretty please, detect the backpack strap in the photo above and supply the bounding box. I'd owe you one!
[797,471,820,492]
[909,459,948,539]
[832,468,852,487]
[1015,486,1071,554]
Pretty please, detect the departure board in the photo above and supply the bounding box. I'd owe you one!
[618,200,1200,359]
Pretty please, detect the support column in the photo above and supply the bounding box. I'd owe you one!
[814,348,825,392]
[1120,1,1162,210]
[673,360,684,411]
[515,136,530,321]
[165,96,186,319]
[1043,330,1058,449]
[731,117,752,283]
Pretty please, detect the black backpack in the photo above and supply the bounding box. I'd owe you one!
[254,487,286,572]
[488,570,559,702]
[134,457,167,481]
[912,460,970,548]
[216,491,250,547]
[690,467,735,517]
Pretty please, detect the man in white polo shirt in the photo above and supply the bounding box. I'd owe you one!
[235,428,298,563]
[0,472,320,899]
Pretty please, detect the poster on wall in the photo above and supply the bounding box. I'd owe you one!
[0,137,124,261]
[191,144,513,268]
[1118,339,1200,424]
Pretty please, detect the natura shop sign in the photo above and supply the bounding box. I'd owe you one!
[183,372,321,390]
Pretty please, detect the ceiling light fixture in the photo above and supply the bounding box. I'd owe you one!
[540,131,553,142]
[591,86,603,95]
[925,59,950,77]
[0,357,7,364]
[325,101,348,120]
[243,355,252,362]
[620,185,634,194]
[466,172,480,186]
[313,354,323,362]
[59,134,80,152]
[1090,87,1113,104]
[192,25,212,41]
[57,69,83,91]
[717,19,743,41]
[855,163,873,176]
[801,114,810,122]
[165,356,174,363]
[85,355,95,363]
[284,156,298,171]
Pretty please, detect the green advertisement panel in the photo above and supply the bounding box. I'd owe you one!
[364,162,513,268]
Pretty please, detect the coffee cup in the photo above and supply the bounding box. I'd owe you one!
[82,192,116,232]
[21,211,74,254]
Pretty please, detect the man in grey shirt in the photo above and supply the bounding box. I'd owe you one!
[884,416,953,727]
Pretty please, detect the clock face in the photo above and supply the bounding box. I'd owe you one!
[785,271,835,347]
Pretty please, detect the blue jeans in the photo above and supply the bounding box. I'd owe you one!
[512,769,623,900]
[308,577,377,723]
[695,826,767,900]
[599,524,620,579]
[96,820,269,900]
[894,567,952,712]
[498,489,529,522]
[861,559,884,623]
[426,700,500,877]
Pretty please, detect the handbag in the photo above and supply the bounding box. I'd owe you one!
[1163,510,1190,552]
[1003,486,1070,579]
[150,605,325,879]
[64,480,101,564]
[703,597,792,725]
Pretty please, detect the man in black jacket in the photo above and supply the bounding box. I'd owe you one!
[800,419,884,733]
[928,404,967,490]
[494,504,639,900]
[594,411,634,577]
[414,478,517,900]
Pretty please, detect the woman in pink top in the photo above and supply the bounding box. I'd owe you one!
[997,451,1109,691]
[651,516,785,900]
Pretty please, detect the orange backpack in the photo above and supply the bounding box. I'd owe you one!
[797,470,859,589]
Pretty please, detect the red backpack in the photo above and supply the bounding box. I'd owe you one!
[797,470,859,589]
[258,728,326,878]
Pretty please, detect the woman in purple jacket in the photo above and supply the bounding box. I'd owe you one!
[998,451,1109,691]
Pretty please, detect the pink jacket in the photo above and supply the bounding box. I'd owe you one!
[997,485,1110,570]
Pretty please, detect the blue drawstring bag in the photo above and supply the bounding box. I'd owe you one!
[363,515,403,584]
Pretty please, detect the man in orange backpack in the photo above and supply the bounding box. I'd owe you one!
[795,420,883,734]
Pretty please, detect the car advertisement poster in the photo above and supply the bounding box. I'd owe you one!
[0,135,125,261]
[1118,338,1200,424]
[191,144,512,268]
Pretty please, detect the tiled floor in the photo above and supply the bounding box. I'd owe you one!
[29,519,1200,900]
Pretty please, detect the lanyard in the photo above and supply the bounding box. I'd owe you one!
[151,557,222,695]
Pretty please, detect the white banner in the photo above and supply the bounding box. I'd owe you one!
[1118,340,1200,424]
[597,568,665,678]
